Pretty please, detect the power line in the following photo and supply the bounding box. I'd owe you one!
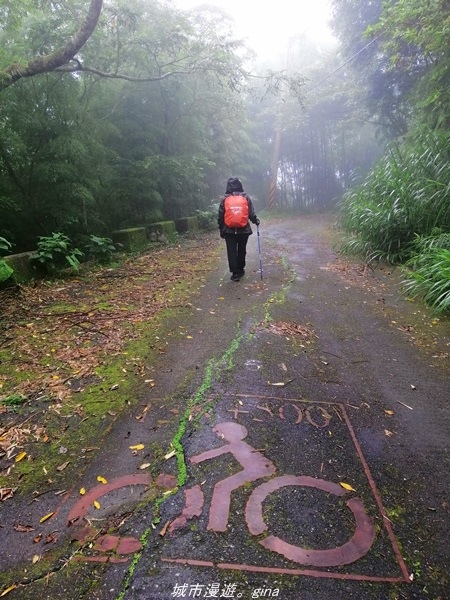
[307,32,384,92]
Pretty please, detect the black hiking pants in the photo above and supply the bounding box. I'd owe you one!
[224,233,250,274]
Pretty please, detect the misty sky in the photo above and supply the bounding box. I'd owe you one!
[172,0,336,59]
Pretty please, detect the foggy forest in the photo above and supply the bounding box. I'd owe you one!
[1,0,449,311]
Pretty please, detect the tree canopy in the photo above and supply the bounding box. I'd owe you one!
[1,0,449,302]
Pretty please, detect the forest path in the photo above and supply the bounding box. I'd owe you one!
[2,215,449,600]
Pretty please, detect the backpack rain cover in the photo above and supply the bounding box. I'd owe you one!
[224,195,249,228]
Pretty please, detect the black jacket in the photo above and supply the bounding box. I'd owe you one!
[218,177,258,235]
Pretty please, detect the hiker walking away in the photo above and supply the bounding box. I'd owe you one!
[218,177,260,281]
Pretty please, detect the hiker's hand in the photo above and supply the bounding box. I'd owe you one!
[255,218,260,226]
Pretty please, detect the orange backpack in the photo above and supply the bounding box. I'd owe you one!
[224,195,249,228]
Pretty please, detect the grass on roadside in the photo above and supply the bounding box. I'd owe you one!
[0,233,220,494]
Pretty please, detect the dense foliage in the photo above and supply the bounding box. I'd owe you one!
[333,0,450,311]
[340,129,450,263]
[0,0,256,251]
[0,0,448,310]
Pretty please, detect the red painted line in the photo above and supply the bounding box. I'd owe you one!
[235,393,342,405]
[161,558,214,567]
[110,557,130,564]
[169,485,204,535]
[73,556,109,563]
[246,475,345,535]
[161,558,406,583]
[340,404,410,583]
[246,476,375,567]
[51,481,77,520]
[156,473,178,489]
[116,537,142,555]
[94,535,119,552]
[67,474,151,525]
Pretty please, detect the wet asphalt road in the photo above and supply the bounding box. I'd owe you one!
[4,216,450,600]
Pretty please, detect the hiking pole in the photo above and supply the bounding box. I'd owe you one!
[257,224,263,279]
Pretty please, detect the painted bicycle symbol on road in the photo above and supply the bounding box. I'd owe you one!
[171,422,375,567]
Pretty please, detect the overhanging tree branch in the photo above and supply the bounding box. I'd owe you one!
[54,62,212,82]
[0,0,103,92]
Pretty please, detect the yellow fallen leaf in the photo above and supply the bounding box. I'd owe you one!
[0,584,17,597]
[93,501,101,509]
[32,555,40,564]
[340,482,356,492]
[186,335,193,339]
[129,444,144,451]
[80,487,86,495]
[52,375,59,380]
[39,512,54,524]
[139,463,151,470]
[164,449,176,460]
[97,476,107,484]
[15,451,27,463]
[384,410,394,415]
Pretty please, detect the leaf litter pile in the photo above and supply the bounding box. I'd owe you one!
[0,235,218,485]
[265,321,316,341]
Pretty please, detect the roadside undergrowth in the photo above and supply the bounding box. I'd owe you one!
[0,234,220,495]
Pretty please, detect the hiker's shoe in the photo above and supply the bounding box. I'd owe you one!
[230,273,240,281]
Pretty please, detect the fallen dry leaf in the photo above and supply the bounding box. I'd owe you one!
[15,451,27,463]
[340,482,356,492]
[0,488,15,502]
[39,512,54,524]
[13,524,34,533]
[129,444,144,451]
[0,583,18,596]
[56,461,69,471]
[164,449,176,460]
[139,463,151,470]
[32,555,40,564]
[384,410,394,415]
[159,521,171,537]
[384,429,394,437]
